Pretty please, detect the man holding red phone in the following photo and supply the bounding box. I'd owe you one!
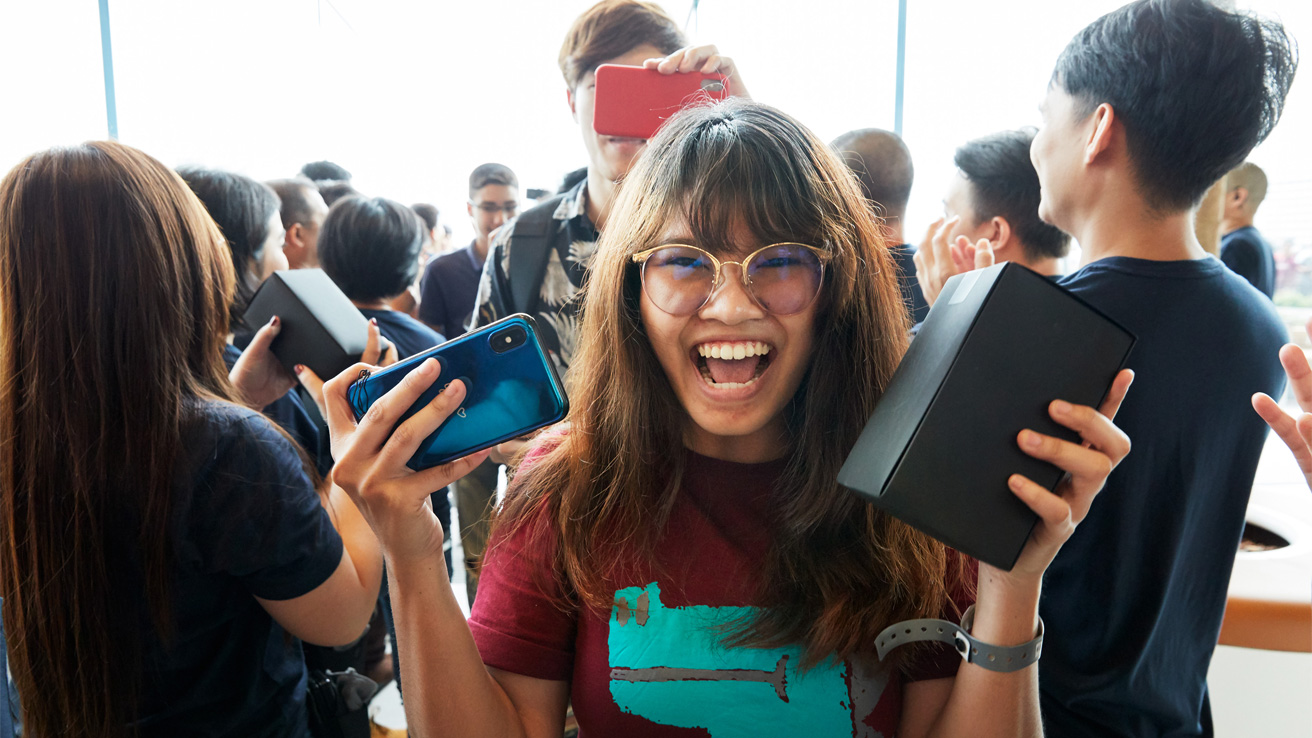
[470,0,750,377]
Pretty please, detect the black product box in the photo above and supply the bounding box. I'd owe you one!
[243,269,370,381]
[837,263,1135,570]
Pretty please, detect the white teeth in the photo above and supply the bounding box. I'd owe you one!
[696,341,773,358]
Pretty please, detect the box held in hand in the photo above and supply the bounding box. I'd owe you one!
[838,263,1135,570]
[243,269,370,381]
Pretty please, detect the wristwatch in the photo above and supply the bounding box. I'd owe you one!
[874,605,1044,673]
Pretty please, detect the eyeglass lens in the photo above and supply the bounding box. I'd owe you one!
[641,244,822,316]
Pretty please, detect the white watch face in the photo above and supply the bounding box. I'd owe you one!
[953,632,971,659]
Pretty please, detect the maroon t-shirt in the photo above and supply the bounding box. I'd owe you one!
[469,450,975,737]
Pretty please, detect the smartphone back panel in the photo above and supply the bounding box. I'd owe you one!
[593,65,731,140]
[347,316,568,470]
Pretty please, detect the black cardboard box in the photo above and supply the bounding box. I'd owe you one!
[837,263,1135,570]
[243,269,370,381]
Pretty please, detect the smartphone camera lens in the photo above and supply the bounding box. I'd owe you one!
[491,325,527,354]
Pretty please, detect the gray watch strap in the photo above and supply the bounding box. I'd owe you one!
[874,605,1044,673]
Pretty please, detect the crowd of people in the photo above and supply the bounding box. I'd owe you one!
[0,0,1303,736]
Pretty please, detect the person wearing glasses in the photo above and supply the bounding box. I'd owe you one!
[419,163,519,342]
[318,98,1133,737]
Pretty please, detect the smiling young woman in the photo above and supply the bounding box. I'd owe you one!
[322,98,1132,738]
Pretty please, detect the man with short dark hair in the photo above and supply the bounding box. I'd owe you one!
[1220,161,1277,298]
[914,129,1070,305]
[299,160,351,186]
[831,128,928,324]
[420,164,518,342]
[1025,1,1296,734]
[470,0,748,373]
[266,178,329,270]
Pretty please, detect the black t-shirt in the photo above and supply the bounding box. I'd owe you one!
[359,308,446,360]
[133,400,343,737]
[1040,257,1287,737]
[418,243,484,340]
[223,343,331,476]
[1220,225,1276,299]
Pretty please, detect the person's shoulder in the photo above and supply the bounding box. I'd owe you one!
[390,309,445,343]
[426,246,475,276]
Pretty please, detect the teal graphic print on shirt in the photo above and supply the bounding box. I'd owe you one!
[608,582,891,737]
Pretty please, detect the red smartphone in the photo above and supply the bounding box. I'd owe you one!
[593,64,731,140]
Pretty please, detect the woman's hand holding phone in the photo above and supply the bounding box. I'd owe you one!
[320,356,489,566]
[645,44,752,100]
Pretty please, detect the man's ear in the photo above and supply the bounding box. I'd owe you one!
[989,216,1014,255]
[566,87,578,122]
[1085,102,1116,165]
[1231,186,1250,208]
[286,223,304,249]
[467,201,475,219]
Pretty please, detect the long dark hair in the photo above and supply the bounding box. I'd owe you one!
[497,99,968,670]
[176,166,280,331]
[0,142,239,736]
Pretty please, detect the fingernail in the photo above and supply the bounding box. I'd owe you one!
[270,315,280,328]
[1052,400,1072,416]
[1022,430,1042,449]
[370,318,378,326]
[418,358,438,376]
[293,364,305,375]
[1009,474,1025,491]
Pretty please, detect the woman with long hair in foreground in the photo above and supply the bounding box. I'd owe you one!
[0,142,384,737]
[322,99,1132,737]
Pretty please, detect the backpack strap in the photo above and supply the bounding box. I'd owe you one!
[507,194,568,316]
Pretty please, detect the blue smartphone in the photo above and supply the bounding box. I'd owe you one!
[347,314,569,470]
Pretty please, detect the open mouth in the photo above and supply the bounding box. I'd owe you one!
[693,341,773,389]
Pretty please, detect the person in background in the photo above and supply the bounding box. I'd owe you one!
[321,98,1132,738]
[178,167,329,469]
[320,195,446,358]
[411,202,443,268]
[831,128,929,324]
[300,160,352,188]
[267,177,330,270]
[316,194,450,692]
[1220,161,1278,298]
[319,181,361,208]
[0,141,382,738]
[471,0,751,376]
[417,163,519,605]
[1020,1,1294,734]
[421,164,518,341]
[914,129,1070,307]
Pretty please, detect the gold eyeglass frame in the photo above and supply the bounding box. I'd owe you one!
[629,242,829,315]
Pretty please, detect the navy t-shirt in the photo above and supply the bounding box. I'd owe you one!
[359,308,446,360]
[1220,225,1276,299]
[223,343,328,475]
[133,400,343,737]
[1039,257,1286,737]
[418,243,484,339]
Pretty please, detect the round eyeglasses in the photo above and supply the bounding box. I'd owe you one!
[630,243,827,316]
